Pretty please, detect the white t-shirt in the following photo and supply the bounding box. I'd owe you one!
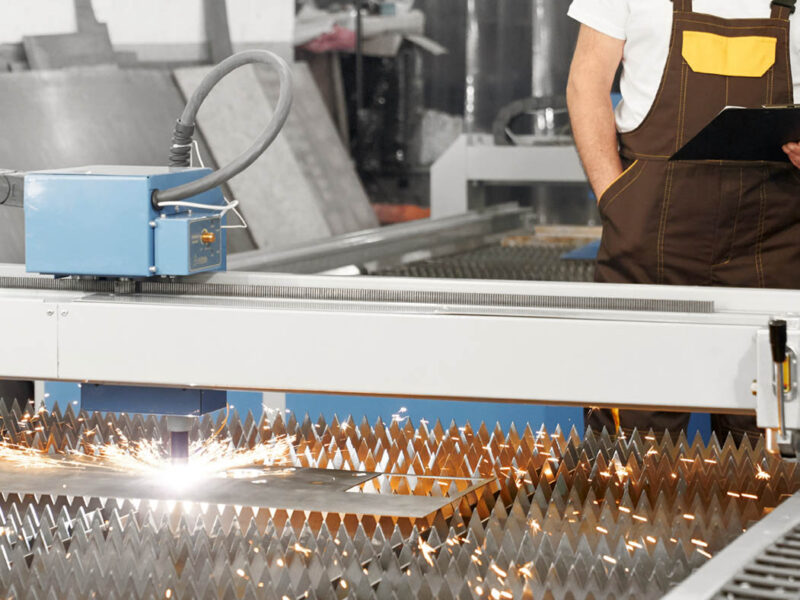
[567,0,800,132]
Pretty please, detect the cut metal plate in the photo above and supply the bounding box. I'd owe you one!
[0,462,492,519]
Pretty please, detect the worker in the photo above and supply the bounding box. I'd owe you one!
[567,0,800,442]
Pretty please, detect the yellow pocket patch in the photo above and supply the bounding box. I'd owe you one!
[682,31,777,78]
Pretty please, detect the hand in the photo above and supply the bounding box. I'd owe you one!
[782,142,800,169]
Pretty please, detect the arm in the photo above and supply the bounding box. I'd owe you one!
[567,25,625,200]
[782,142,800,169]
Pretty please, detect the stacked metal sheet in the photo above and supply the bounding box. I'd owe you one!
[0,401,796,599]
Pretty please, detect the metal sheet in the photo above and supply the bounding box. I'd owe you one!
[173,64,377,250]
[228,206,532,273]
[0,462,487,519]
[0,207,24,263]
[23,29,116,70]
[255,62,378,235]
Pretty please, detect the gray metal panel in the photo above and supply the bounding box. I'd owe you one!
[0,67,254,256]
[0,68,183,171]
[174,63,377,251]
[228,206,531,274]
[254,62,378,235]
[0,208,24,263]
[174,64,332,249]
[23,29,116,70]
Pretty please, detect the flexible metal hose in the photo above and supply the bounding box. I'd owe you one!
[153,50,293,205]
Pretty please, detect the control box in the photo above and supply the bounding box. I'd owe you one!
[24,166,227,277]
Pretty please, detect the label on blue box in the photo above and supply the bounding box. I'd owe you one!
[190,217,222,272]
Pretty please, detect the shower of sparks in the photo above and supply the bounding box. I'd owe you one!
[0,415,296,490]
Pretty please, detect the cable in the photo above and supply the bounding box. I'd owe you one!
[156,199,241,214]
[152,49,293,206]
[189,139,249,230]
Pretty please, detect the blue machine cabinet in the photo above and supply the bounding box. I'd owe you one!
[24,166,227,278]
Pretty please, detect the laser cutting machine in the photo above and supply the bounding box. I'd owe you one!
[3,53,800,464]
[3,51,800,599]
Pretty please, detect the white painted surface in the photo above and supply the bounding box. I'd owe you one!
[0,0,293,45]
[0,297,59,380]
[431,134,587,218]
[54,300,761,414]
[5,270,800,426]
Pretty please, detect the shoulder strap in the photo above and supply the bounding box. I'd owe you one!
[772,0,796,19]
[671,0,693,13]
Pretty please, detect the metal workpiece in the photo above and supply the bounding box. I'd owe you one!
[0,401,797,599]
[227,205,535,274]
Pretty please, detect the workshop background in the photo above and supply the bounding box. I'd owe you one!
[3,1,788,599]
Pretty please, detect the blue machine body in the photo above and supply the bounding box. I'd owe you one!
[81,384,227,416]
[24,166,227,278]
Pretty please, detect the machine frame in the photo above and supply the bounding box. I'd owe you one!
[1,264,797,435]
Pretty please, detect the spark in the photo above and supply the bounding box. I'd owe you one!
[628,540,643,549]
[646,536,657,544]
[691,539,708,548]
[490,564,507,578]
[602,555,617,565]
[518,563,534,579]
[529,519,542,533]
[697,548,713,559]
[632,515,648,522]
[727,491,741,498]
[418,538,437,566]
[756,464,771,481]
[683,514,695,521]
[619,506,631,513]
[293,543,312,557]
[596,526,609,534]
[741,493,758,500]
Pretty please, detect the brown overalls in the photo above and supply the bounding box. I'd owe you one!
[589,0,800,441]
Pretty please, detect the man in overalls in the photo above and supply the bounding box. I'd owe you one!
[567,0,800,441]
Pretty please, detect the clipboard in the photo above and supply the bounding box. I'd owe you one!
[670,106,800,162]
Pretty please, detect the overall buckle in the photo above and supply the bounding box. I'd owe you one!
[773,0,797,14]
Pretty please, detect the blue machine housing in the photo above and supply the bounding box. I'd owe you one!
[81,384,227,416]
[25,166,227,278]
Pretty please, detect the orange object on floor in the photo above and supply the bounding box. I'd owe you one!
[372,204,430,225]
